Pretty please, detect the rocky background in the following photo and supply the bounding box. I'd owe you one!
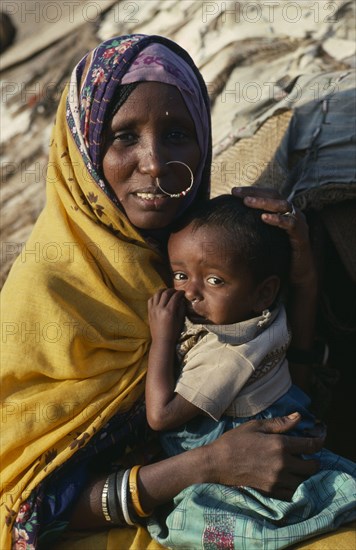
[1,0,355,285]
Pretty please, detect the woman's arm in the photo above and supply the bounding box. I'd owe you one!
[69,412,325,529]
[232,188,318,391]
[232,188,317,344]
[146,288,202,430]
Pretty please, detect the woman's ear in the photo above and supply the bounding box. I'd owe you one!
[252,275,281,313]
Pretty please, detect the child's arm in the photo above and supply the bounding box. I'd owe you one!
[146,288,202,431]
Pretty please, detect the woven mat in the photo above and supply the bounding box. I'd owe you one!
[211,110,293,197]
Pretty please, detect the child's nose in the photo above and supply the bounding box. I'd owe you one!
[184,281,203,302]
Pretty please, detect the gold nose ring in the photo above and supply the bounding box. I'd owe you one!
[156,161,194,199]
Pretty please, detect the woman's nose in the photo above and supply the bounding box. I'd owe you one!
[138,139,166,178]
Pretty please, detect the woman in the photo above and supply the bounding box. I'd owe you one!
[1,34,328,550]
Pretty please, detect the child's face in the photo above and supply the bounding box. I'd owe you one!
[168,223,261,325]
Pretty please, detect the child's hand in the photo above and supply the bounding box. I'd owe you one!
[148,289,185,343]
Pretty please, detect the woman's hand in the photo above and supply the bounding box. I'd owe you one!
[206,412,324,501]
[69,413,325,528]
[138,413,324,511]
[232,187,316,288]
[148,288,185,342]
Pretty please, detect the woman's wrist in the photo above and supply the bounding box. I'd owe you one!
[69,476,107,529]
[288,268,318,352]
[69,445,214,531]
[290,264,318,292]
[138,445,213,511]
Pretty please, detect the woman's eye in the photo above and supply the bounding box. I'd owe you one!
[167,129,190,142]
[207,276,223,286]
[173,272,187,281]
[113,132,137,144]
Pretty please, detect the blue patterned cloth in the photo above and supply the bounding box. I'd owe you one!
[148,458,356,549]
[148,385,356,549]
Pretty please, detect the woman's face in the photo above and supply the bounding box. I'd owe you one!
[102,82,201,229]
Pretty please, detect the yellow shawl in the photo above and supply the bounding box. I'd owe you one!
[0,86,167,548]
[1,33,212,548]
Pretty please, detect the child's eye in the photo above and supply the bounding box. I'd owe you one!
[173,272,187,281]
[207,276,224,286]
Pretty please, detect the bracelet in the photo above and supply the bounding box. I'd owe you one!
[121,469,134,526]
[115,468,125,514]
[101,477,112,523]
[129,465,151,518]
[107,472,125,526]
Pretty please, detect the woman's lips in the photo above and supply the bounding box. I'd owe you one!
[132,191,172,209]
[135,192,166,200]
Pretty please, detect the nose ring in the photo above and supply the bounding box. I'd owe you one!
[156,161,194,199]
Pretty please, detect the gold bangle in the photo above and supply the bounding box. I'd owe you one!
[129,465,151,518]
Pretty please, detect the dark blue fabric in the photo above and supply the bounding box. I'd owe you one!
[32,400,149,546]
[161,384,322,456]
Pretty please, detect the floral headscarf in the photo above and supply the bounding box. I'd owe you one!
[68,34,211,211]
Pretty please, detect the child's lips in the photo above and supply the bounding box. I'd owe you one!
[186,304,208,323]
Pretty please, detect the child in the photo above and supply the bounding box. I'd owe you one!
[146,195,356,546]
[147,194,313,446]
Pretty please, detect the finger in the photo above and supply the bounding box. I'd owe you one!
[261,452,320,500]
[161,289,185,313]
[148,291,162,308]
[257,413,302,435]
[158,288,177,306]
[282,434,325,456]
[151,288,167,306]
[232,189,308,241]
[243,195,293,215]
[170,289,185,306]
[257,415,325,455]
[176,292,187,318]
[261,211,299,233]
[250,472,304,501]
[286,455,320,477]
[256,459,318,500]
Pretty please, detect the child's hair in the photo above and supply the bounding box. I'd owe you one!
[172,194,291,287]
